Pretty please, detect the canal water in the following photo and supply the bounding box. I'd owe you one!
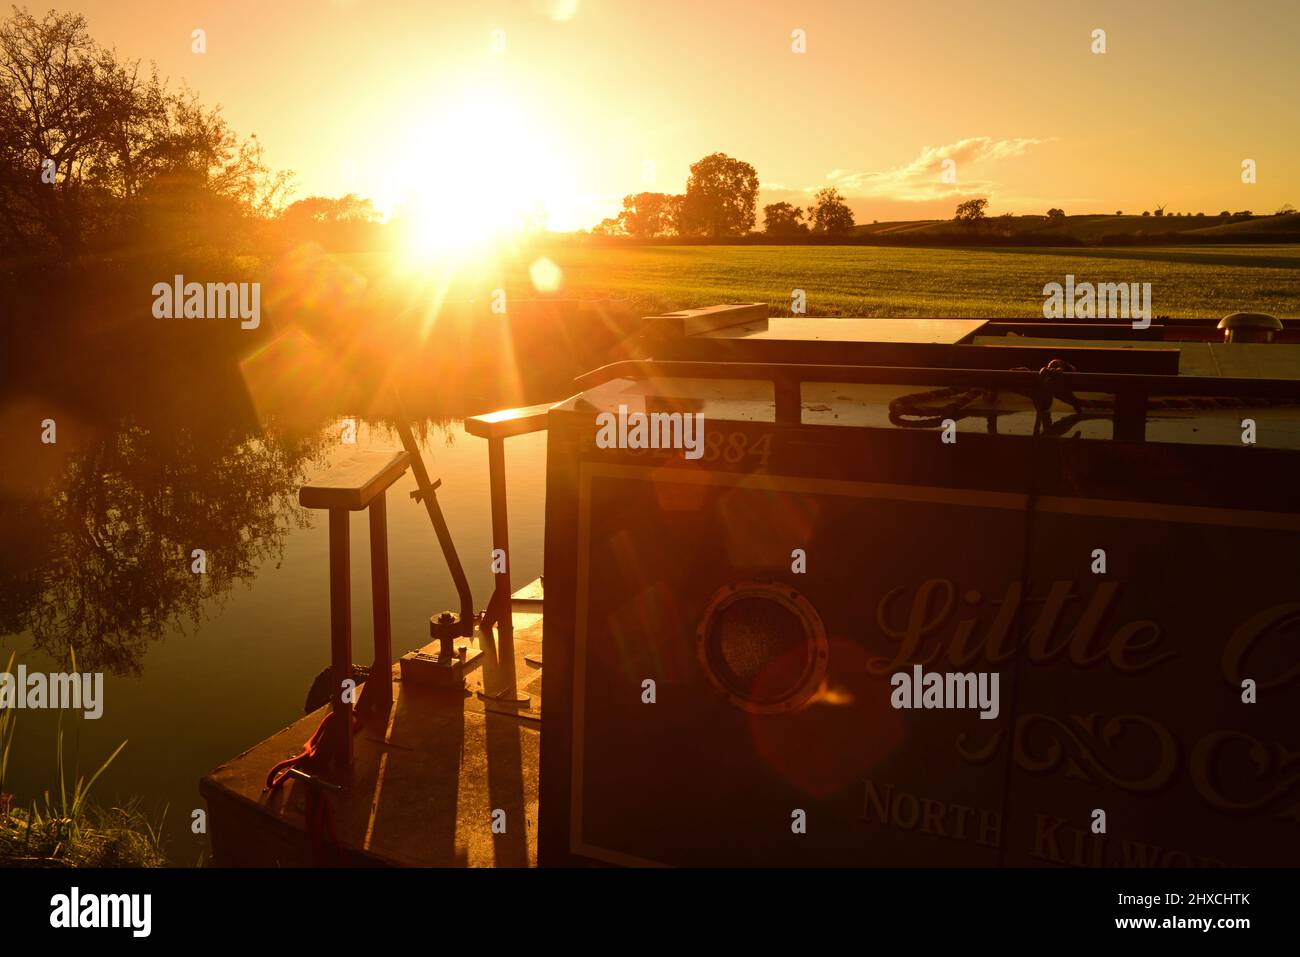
[0,413,548,864]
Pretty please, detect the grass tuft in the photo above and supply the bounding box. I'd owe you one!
[0,648,166,867]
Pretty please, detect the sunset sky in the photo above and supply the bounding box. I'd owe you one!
[57,0,1300,230]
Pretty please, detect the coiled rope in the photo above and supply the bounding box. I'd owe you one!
[888,358,1298,437]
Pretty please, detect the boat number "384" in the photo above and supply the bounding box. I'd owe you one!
[623,430,774,468]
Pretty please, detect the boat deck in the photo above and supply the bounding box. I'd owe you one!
[200,597,543,867]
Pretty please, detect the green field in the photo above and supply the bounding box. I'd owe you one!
[495,244,1300,319]
[349,243,1296,321]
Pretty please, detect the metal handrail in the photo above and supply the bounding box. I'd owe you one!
[575,359,1300,440]
[461,402,555,708]
[577,358,1300,396]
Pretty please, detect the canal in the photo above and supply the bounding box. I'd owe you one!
[1,409,548,864]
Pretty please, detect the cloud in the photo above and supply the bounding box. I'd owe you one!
[819,136,1053,203]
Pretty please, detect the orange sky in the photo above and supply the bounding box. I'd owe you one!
[55,0,1300,229]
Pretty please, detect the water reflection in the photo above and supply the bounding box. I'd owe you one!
[0,413,325,676]
[0,264,583,859]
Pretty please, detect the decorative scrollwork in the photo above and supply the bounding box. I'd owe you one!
[1190,731,1300,822]
[957,713,1178,793]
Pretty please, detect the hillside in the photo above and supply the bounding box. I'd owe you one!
[849,212,1300,244]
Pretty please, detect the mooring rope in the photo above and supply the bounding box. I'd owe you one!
[264,709,359,866]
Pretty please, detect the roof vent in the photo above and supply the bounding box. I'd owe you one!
[1218,312,1282,343]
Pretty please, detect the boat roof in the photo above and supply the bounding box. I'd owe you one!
[557,307,1300,451]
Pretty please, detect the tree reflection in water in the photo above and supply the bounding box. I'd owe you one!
[0,398,328,676]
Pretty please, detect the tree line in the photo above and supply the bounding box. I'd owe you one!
[593,152,856,239]
[4,5,1292,264]
[952,197,1289,225]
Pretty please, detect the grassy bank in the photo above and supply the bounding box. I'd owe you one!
[0,803,167,868]
[0,653,166,867]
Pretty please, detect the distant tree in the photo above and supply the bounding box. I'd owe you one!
[1154,204,1166,217]
[1233,210,1252,218]
[664,194,685,234]
[1218,211,1231,217]
[618,192,679,238]
[283,194,379,225]
[280,194,380,249]
[762,201,808,237]
[954,198,988,224]
[1195,211,1205,217]
[1142,211,1150,217]
[1276,203,1297,215]
[678,152,759,238]
[1046,208,1065,221]
[811,188,855,235]
[1116,210,1123,216]
[591,215,627,237]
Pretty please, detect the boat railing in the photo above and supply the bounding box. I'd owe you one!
[576,358,1300,441]
[465,402,554,706]
[298,449,411,772]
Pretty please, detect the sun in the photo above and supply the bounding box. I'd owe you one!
[392,89,573,263]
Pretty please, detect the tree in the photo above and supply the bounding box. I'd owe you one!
[617,192,679,238]
[591,215,627,237]
[281,194,381,249]
[0,7,288,257]
[954,198,988,224]
[810,188,855,235]
[763,201,807,237]
[663,194,685,235]
[1115,211,1123,216]
[1046,208,1065,220]
[678,152,758,238]
[282,194,379,224]
[1153,204,1166,217]
[1276,203,1296,215]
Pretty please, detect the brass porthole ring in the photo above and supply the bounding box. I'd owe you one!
[695,582,828,715]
